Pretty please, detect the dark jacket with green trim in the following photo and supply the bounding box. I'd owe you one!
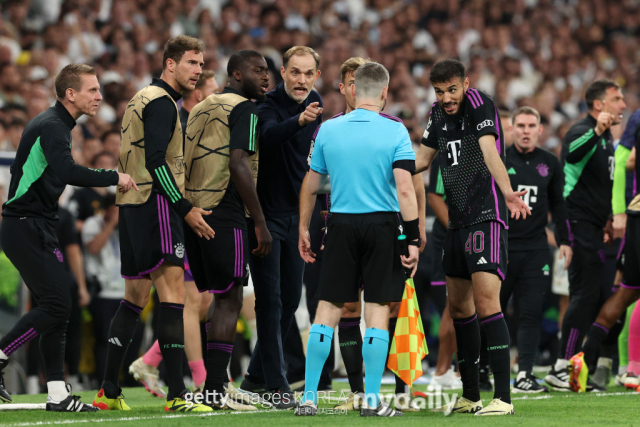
[561,113,614,228]
[2,101,118,221]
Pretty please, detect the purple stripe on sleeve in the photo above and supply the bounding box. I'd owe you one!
[467,91,478,109]
[470,89,484,105]
[567,220,574,246]
[620,282,640,290]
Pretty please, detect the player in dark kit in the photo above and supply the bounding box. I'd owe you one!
[415,59,530,416]
[0,64,136,411]
[183,50,272,410]
[93,36,214,413]
[545,80,626,391]
[503,107,572,393]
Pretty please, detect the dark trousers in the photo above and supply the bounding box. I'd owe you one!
[284,202,333,388]
[246,214,305,390]
[500,249,551,374]
[0,217,72,382]
[560,220,605,360]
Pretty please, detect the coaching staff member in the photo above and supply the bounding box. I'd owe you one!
[545,79,626,390]
[296,62,419,417]
[239,46,322,408]
[0,64,136,411]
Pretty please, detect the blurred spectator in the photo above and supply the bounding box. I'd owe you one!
[68,151,117,233]
[101,128,121,159]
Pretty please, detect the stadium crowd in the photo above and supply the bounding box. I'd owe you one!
[0,0,639,410]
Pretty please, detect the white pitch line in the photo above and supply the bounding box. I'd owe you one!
[4,409,273,427]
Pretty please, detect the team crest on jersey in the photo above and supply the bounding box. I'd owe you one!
[536,163,549,177]
[175,243,185,259]
[175,157,184,173]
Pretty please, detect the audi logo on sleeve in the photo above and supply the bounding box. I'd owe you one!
[477,119,494,130]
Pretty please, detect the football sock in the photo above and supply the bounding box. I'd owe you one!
[627,302,640,375]
[619,302,635,369]
[102,300,142,398]
[362,328,389,408]
[481,312,511,404]
[338,317,364,393]
[142,340,163,368]
[303,324,333,404]
[204,340,233,398]
[189,359,207,387]
[158,303,186,400]
[582,323,609,371]
[453,314,481,402]
[388,317,406,394]
[47,380,68,402]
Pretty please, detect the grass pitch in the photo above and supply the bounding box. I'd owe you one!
[0,379,638,426]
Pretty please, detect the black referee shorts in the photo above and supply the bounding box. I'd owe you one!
[444,220,508,281]
[317,212,405,304]
[184,224,250,293]
[119,194,185,279]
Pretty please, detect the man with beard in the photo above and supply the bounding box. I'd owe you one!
[183,50,272,410]
[415,59,530,416]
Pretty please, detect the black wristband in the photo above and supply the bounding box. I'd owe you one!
[403,218,420,241]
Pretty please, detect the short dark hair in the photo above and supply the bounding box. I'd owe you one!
[54,63,96,99]
[585,79,620,110]
[101,128,120,142]
[429,59,466,85]
[512,106,541,124]
[162,36,204,70]
[227,50,264,77]
[282,46,320,70]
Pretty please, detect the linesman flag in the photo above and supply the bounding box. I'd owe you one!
[386,276,428,389]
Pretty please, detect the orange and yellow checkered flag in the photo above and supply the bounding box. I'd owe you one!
[387,277,428,389]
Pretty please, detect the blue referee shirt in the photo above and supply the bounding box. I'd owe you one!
[309,108,415,214]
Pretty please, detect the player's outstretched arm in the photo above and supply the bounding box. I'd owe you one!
[478,134,531,220]
[229,149,272,257]
[415,144,438,173]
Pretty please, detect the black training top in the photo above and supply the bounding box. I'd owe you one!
[561,114,614,228]
[505,145,571,251]
[421,88,507,229]
[207,87,260,230]
[2,101,118,221]
[256,82,323,218]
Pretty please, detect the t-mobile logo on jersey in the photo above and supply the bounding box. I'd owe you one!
[517,184,538,210]
[446,140,461,166]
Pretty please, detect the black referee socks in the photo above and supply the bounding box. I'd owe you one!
[453,314,481,402]
[157,302,186,400]
[102,300,142,397]
[338,317,364,393]
[480,312,511,404]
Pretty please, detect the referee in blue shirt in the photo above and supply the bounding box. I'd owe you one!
[296,62,419,417]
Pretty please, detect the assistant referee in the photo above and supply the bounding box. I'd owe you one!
[296,62,419,417]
